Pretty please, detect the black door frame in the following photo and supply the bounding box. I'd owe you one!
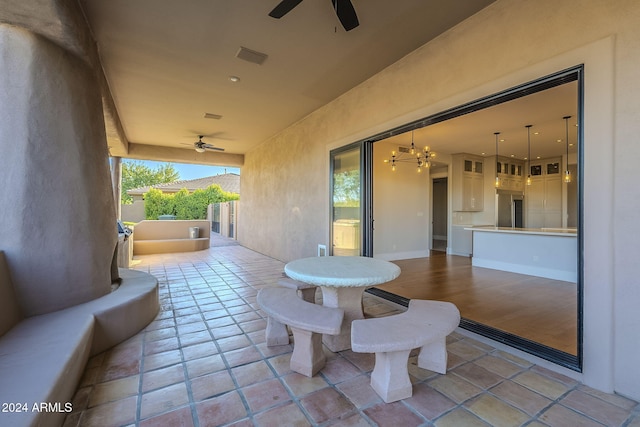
[347,65,584,371]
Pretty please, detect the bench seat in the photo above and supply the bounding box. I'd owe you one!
[0,258,158,427]
[257,287,343,377]
[265,277,319,346]
[133,237,210,255]
[0,306,94,427]
[278,277,317,303]
[132,220,211,255]
[351,299,460,402]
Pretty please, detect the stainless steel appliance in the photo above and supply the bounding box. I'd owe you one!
[496,190,524,228]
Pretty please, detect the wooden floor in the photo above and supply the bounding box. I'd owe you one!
[375,251,578,355]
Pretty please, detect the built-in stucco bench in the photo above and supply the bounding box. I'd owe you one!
[0,251,158,427]
[351,299,460,403]
[132,219,211,255]
[257,287,343,377]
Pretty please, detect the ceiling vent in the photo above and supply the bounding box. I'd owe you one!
[204,113,222,120]
[236,46,268,65]
[398,146,411,153]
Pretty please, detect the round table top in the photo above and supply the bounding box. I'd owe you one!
[284,256,401,287]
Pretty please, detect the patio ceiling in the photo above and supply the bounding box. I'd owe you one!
[77,0,497,164]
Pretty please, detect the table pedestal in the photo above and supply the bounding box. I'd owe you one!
[320,286,366,352]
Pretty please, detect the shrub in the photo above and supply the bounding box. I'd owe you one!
[143,184,238,220]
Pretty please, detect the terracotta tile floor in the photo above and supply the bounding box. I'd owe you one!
[64,238,640,427]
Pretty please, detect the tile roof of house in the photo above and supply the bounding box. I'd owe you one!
[127,173,240,196]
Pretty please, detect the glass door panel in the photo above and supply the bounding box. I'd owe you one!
[331,144,362,256]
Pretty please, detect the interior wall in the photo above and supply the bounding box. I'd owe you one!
[240,0,640,400]
[372,140,430,260]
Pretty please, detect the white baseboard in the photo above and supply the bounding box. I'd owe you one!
[374,250,430,261]
[472,258,577,282]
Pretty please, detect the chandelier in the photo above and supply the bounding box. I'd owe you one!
[383,131,435,173]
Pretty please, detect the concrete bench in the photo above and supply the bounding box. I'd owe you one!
[263,277,318,346]
[132,220,210,255]
[257,287,343,377]
[351,299,460,403]
[0,251,158,427]
[278,276,317,303]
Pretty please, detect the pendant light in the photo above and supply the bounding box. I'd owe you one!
[563,115,572,183]
[526,125,532,186]
[494,132,501,188]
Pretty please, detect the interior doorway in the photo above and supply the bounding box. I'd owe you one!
[432,177,448,251]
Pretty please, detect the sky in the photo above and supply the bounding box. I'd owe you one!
[125,159,240,181]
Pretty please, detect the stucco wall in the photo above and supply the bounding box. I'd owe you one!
[121,201,146,223]
[241,125,328,259]
[239,0,640,400]
[0,25,116,316]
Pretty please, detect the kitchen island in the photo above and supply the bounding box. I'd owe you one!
[466,226,577,282]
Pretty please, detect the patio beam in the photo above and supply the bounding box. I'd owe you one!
[127,143,244,167]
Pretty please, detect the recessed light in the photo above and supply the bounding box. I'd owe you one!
[228,76,240,83]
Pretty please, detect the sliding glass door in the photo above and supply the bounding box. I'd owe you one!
[330,142,372,256]
[332,66,583,371]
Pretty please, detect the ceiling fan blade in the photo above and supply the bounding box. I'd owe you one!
[331,0,359,31]
[269,0,304,18]
[204,144,225,152]
[205,132,234,141]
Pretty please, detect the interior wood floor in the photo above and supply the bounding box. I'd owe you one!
[375,251,578,355]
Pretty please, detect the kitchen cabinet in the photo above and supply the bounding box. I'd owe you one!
[496,157,524,191]
[526,157,562,228]
[452,154,484,212]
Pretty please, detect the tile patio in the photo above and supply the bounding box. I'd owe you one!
[64,237,640,427]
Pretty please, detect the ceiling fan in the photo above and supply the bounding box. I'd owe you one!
[269,0,359,31]
[184,135,225,153]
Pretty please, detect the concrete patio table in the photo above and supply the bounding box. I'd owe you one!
[284,256,401,352]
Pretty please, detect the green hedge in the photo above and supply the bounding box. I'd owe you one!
[144,184,239,220]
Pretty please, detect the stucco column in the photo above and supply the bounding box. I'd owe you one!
[111,156,122,219]
[0,24,116,316]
